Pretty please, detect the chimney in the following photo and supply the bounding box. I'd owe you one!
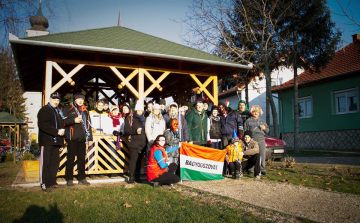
[352,34,360,42]
[25,1,49,37]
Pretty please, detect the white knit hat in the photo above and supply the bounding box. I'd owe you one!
[153,103,160,110]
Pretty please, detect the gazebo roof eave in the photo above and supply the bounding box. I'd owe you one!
[9,33,253,71]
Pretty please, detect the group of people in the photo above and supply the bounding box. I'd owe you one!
[37,92,269,191]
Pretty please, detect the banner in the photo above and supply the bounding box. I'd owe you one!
[180,143,226,181]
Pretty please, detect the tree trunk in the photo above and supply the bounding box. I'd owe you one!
[245,75,249,105]
[293,55,300,153]
[264,55,279,138]
[13,103,16,164]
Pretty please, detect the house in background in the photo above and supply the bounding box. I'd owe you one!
[219,66,303,136]
[272,34,360,150]
[23,92,42,143]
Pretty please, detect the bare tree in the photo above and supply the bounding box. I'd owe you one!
[336,0,360,27]
[181,0,294,137]
[0,0,70,47]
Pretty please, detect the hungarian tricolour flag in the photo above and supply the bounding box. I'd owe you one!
[180,143,226,181]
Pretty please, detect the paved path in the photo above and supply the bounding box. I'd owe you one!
[295,157,360,166]
[183,178,360,223]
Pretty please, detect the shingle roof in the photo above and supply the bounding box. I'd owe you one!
[22,26,238,65]
[272,40,360,92]
[0,112,25,124]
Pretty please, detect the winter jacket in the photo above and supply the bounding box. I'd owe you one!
[220,108,243,137]
[163,113,189,142]
[37,104,65,146]
[63,103,93,142]
[147,144,179,181]
[207,115,221,140]
[225,143,243,162]
[241,139,259,162]
[145,113,166,143]
[244,117,269,141]
[186,108,208,145]
[89,110,108,133]
[123,114,146,152]
[238,110,252,123]
[164,129,180,158]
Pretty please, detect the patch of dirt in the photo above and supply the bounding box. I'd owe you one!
[181,177,360,223]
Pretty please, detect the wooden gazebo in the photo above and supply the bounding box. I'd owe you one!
[0,112,26,149]
[9,26,252,177]
[10,26,252,106]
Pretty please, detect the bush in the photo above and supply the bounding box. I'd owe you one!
[20,153,34,161]
[5,153,14,162]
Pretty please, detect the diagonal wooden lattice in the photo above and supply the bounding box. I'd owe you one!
[57,134,131,176]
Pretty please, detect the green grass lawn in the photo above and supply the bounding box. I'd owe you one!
[0,162,293,223]
[1,160,357,222]
[287,149,360,157]
[262,162,360,195]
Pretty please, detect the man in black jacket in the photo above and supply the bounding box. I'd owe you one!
[63,93,93,186]
[37,92,65,192]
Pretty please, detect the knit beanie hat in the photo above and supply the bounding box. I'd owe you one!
[243,130,252,138]
[73,92,85,100]
[122,102,130,109]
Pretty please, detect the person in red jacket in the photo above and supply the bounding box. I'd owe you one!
[147,135,181,187]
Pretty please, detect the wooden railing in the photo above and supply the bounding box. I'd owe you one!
[57,134,130,176]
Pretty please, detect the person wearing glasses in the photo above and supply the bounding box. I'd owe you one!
[147,135,181,187]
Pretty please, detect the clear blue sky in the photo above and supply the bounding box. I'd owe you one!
[44,0,360,48]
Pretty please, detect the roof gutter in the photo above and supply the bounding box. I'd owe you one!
[9,33,253,70]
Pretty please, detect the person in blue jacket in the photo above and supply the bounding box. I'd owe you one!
[147,135,181,187]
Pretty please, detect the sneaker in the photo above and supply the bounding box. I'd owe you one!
[67,180,74,186]
[41,184,53,192]
[78,179,90,186]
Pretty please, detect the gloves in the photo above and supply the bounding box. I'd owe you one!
[207,140,211,146]
[113,130,121,136]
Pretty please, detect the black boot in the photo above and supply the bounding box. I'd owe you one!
[232,171,236,179]
[128,173,135,184]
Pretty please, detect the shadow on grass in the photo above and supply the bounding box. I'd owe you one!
[13,203,63,223]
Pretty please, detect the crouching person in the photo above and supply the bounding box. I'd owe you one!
[147,135,181,187]
[241,130,261,179]
[225,136,243,179]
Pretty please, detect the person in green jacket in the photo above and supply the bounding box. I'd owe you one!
[186,101,208,146]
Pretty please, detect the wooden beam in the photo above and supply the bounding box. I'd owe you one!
[190,74,215,104]
[52,58,218,76]
[44,60,53,105]
[138,68,144,102]
[110,67,139,98]
[118,69,139,89]
[143,70,170,98]
[212,75,218,105]
[51,63,84,93]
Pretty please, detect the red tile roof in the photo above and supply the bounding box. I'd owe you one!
[272,40,360,92]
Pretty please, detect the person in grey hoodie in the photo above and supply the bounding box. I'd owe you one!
[244,105,269,175]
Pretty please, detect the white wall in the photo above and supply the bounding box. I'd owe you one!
[220,66,303,136]
[23,92,42,142]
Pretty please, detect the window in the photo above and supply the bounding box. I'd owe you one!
[271,79,277,87]
[334,88,358,114]
[298,96,312,118]
[190,95,196,103]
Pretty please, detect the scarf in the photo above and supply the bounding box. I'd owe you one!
[109,113,121,127]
